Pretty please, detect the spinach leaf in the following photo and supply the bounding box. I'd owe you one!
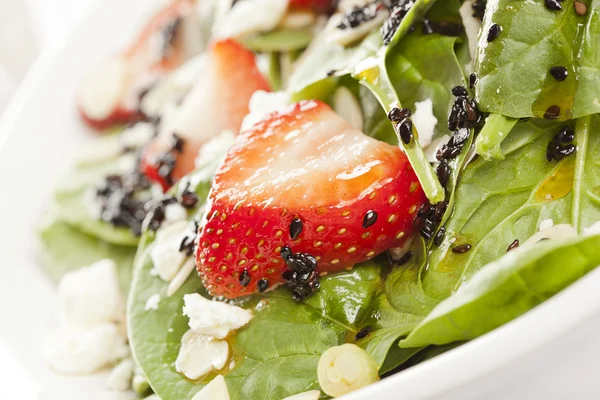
[402,234,600,347]
[474,113,518,160]
[422,115,600,302]
[37,211,136,294]
[386,33,467,139]
[475,0,600,120]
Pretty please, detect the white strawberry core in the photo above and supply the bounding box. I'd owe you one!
[78,58,128,121]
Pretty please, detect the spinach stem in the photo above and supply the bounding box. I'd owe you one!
[354,58,444,203]
[474,114,519,160]
[572,115,591,233]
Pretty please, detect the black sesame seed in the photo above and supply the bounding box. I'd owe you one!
[387,107,411,123]
[436,161,451,188]
[469,73,477,89]
[487,24,502,42]
[290,218,303,240]
[362,210,378,229]
[507,239,519,252]
[433,226,446,246]
[472,0,486,19]
[452,244,472,254]
[398,118,414,145]
[354,326,372,340]
[326,69,337,77]
[453,128,470,147]
[549,66,568,81]
[280,246,292,260]
[171,133,184,153]
[239,269,251,286]
[397,250,413,266]
[545,0,563,11]
[451,86,468,97]
[555,144,577,160]
[257,278,269,293]
[544,105,561,120]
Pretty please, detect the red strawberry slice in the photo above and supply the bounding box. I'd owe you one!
[289,0,336,13]
[140,39,270,190]
[77,0,197,130]
[195,100,426,298]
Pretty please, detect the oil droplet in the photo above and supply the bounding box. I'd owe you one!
[535,157,575,203]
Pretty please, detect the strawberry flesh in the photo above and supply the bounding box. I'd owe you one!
[196,100,426,298]
[140,39,270,190]
[289,0,336,13]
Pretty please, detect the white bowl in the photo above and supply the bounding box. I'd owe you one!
[1,1,600,399]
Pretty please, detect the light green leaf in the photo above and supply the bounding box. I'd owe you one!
[475,0,600,119]
[242,28,314,52]
[402,234,600,347]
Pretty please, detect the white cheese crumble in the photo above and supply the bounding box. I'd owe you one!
[539,219,554,231]
[214,0,289,39]
[144,294,162,311]
[333,87,363,130]
[120,122,155,149]
[424,135,450,163]
[458,0,482,63]
[167,258,197,297]
[413,98,438,148]
[282,390,322,400]
[42,323,129,374]
[175,330,229,380]
[240,90,291,132]
[164,203,188,224]
[57,259,125,329]
[584,221,600,236]
[150,220,190,282]
[183,294,253,339]
[106,358,134,391]
[279,10,316,29]
[191,375,230,400]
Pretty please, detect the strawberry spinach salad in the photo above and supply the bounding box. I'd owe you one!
[38,0,600,399]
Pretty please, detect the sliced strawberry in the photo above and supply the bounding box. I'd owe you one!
[77,0,198,130]
[289,0,336,13]
[140,39,270,190]
[195,100,426,298]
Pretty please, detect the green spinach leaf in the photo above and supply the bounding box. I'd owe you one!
[475,0,600,120]
[37,211,136,294]
[402,234,600,347]
[242,28,314,53]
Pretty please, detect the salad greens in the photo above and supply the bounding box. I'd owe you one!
[38,0,600,398]
[475,0,600,120]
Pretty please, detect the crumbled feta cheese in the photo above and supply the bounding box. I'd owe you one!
[164,203,188,224]
[191,375,230,400]
[120,122,155,149]
[195,130,237,169]
[424,135,450,163]
[183,294,253,339]
[279,10,316,29]
[214,0,289,39]
[413,99,438,148]
[282,390,322,400]
[539,219,554,231]
[175,330,230,380]
[106,358,134,391]
[57,259,125,329]
[42,323,129,374]
[144,294,161,311]
[458,0,482,62]
[241,90,291,132]
[333,87,363,130]
[75,138,122,166]
[327,10,389,46]
[150,220,190,282]
[117,153,137,172]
